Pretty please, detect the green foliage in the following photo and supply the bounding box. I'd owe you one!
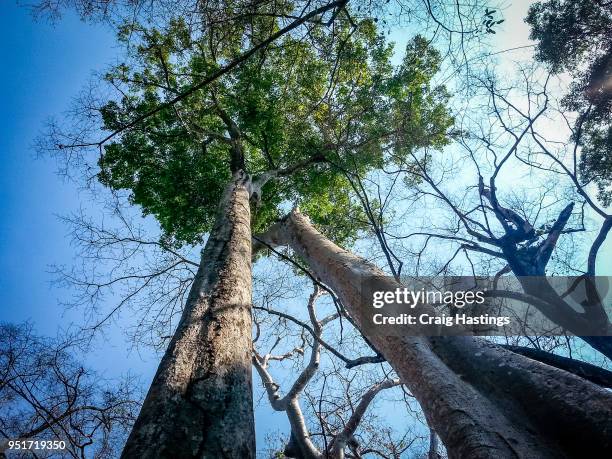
[526,0,612,204]
[579,125,612,206]
[97,13,453,246]
[526,1,611,74]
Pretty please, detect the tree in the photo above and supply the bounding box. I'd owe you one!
[0,322,140,459]
[255,208,612,457]
[52,13,453,457]
[34,0,499,154]
[253,284,415,458]
[386,65,612,360]
[526,0,612,205]
[39,1,612,456]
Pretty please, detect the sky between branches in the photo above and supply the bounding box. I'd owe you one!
[1,0,611,452]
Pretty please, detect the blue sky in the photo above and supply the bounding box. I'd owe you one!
[0,3,158,378]
[1,1,610,455]
[0,4,111,325]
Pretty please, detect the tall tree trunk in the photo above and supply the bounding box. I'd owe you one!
[122,171,255,458]
[258,210,612,458]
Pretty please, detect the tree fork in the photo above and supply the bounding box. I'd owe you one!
[258,209,612,458]
[122,171,255,458]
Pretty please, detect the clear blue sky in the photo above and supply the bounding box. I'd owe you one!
[0,2,158,380]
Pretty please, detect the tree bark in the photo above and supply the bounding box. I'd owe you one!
[428,428,441,459]
[502,344,612,388]
[259,210,612,458]
[122,171,255,458]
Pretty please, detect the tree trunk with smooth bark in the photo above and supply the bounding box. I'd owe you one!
[502,344,612,388]
[122,171,256,458]
[258,210,612,458]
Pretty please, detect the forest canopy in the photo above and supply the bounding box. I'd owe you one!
[3,0,612,458]
[97,17,453,245]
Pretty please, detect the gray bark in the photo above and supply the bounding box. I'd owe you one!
[329,378,401,459]
[253,288,324,459]
[122,171,255,458]
[502,344,612,388]
[428,428,441,459]
[259,210,612,459]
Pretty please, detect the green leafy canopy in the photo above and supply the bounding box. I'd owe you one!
[527,0,612,205]
[98,14,454,246]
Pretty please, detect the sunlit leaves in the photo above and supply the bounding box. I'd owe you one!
[96,13,453,246]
